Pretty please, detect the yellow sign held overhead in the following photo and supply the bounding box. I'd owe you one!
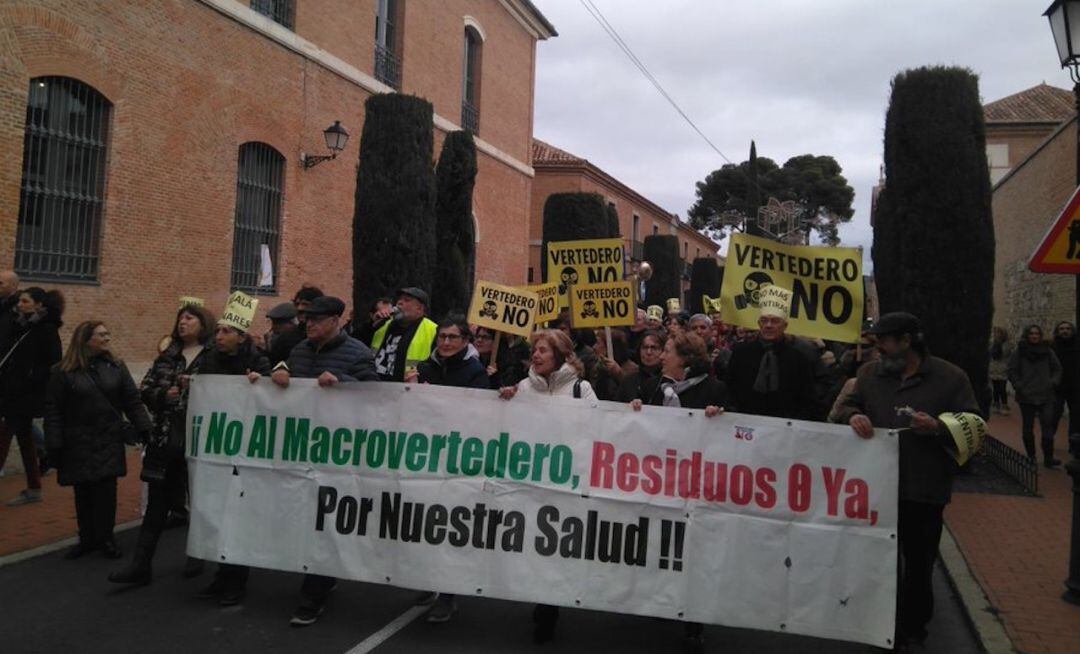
[569,281,636,329]
[179,296,205,310]
[545,238,625,308]
[520,282,560,324]
[720,233,863,343]
[1029,185,1080,273]
[702,295,724,315]
[666,298,681,314]
[220,291,258,333]
[468,281,539,338]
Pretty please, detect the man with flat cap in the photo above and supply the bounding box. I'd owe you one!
[371,287,438,382]
[270,295,376,627]
[263,301,304,367]
[832,312,979,651]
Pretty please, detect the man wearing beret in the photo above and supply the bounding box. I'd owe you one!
[832,312,979,651]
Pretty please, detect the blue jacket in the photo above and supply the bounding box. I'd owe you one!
[287,331,377,381]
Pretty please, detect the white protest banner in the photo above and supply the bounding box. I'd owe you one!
[187,377,898,648]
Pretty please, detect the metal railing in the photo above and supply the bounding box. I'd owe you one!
[983,434,1039,496]
[461,100,480,134]
[374,43,401,90]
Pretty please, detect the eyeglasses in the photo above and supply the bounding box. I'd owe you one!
[437,333,464,342]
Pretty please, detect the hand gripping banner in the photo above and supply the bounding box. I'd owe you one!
[186,376,899,647]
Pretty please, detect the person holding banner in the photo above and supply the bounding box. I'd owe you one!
[45,321,151,559]
[618,330,665,402]
[109,303,215,585]
[832,312,981,650]
[190,313,272,606]
[270,295,378,627]
[497,328,595,644]
[372,287,438,382]
[724,287,816,420]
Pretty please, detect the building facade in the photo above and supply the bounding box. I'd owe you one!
[530,139,721,300]
[984,83,1074,185]
[0,0,554,364]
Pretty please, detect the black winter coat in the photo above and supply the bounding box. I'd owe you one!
[418,346,490,389]
[618,364,661,402]
[140,339,212,453]
[0,311,62,419]
[200,342,273,377]
[0,294,17,355]
[45,356,152,486]
[725,337,816,420]
[267,326,305,367]
[288,331,377,381]
[639,365,728,410]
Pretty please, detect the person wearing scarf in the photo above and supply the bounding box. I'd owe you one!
[724,291,816,420]
[1007,324,1062,466]
[629,330,724,653]
[988,326,1013,415]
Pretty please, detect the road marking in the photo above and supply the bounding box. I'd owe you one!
[0,519,142,568]
[344,605,427,654]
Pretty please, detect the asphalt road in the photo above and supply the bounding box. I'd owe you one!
[0,525,982,654]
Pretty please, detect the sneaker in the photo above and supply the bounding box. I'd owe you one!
[7,489,42,506]
[413,590,440,606]
[290,603,325,627]
[426,596,457,623]
[196,579,226,599]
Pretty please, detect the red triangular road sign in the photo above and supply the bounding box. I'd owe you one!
[1030,185,1080,273]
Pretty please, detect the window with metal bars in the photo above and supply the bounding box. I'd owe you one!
[462,28,482,134]
[251,0,294,30]
[231,143,284,294]
[16,77,112,282]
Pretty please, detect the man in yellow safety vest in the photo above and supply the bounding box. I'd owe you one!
[371,287,438,382]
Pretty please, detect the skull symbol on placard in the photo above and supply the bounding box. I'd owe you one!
[479,300,499,320]
[735,271,773,310]
[581,299,600,319]
[559,267,579,295]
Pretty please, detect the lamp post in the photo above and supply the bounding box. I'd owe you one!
[1044,0,1080,606]
[302,121,350,170]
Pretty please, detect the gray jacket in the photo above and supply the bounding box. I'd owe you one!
[1006,345,1061,405]
[287,331,377,382]
[832,355,979,505]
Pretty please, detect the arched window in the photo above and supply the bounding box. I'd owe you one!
[462,26,483,133]
[16,77,111,281]
[232,143,285,293]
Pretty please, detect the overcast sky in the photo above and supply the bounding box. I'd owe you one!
[531,0,1070,262]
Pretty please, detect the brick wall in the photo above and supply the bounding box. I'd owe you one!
[992,119,1077,338]
[0,0,540,367]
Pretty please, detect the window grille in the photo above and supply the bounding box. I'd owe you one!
[232,143,284,294]
[16,77,111,282]
[251,0,294,29]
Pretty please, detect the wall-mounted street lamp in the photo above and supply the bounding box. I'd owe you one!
[301,121,350,170]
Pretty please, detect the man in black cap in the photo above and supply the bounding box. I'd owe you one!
[831,312,979,651]
[262,301,304,367]
[270,295,376,627]
[371,287,438,382]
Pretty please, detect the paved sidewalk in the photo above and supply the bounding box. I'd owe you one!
[945,409,1080,654]
[0,447,145,557]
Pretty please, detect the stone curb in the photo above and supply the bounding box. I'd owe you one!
[0,519,142,569]
[938,524,1015,654]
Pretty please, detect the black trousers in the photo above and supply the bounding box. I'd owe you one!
[897,500,945,642]
[300,574,337,608]
[138,454,189,555]
[990,380,1008,408]
[73,477,118,547]
[1019,402,1056,458]
[215,563,250,589]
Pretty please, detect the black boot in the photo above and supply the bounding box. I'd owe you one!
[1043,439,1062,468]
[108,532,155,585]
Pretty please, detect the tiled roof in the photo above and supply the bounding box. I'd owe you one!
[984,83,1074,124]
[532,138,587,165]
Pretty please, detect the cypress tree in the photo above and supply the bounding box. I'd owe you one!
[688,257,721,314]
[541,192,610,283]
[353,94,437,316]
[431,131,478,319]
[606,202,621,239]
[872,66,994,408]
[643,235,681,307]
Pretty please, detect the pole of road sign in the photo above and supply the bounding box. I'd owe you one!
[1065,79,1080,607]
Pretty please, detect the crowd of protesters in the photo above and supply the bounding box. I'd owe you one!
[1,265,1069,653]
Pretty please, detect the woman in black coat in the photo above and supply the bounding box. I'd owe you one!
[109,304,214,585]
[1,287,63,506]
[45,321,151,559]
[618,330,665,402]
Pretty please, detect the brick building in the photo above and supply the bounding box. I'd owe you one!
[0,0,555,366]
[987,84,1077,336]
[529,139,721,301]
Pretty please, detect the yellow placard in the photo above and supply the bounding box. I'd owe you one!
[939,412,988,466]
[220,291,258,333]
[702,295,724,315]
[179,296,204,309]
[666,298,681,314]
[520,282,560,324]
[468,281,539,338]
[545,238,625,308]
[720,233,863,343]
[568,281,636,329]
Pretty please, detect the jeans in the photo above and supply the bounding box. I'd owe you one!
[0,416,41,490]
[1019,402,1056,458]
[73,478,118,547]
[897,500,945,642]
